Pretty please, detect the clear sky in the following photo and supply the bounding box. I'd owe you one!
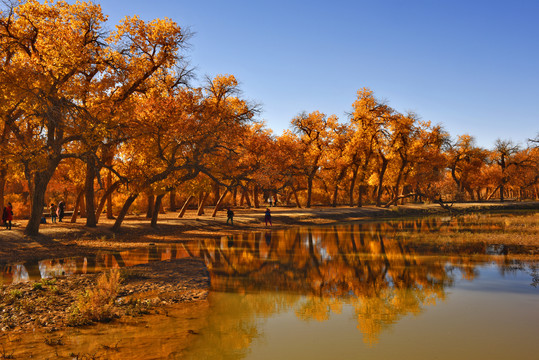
[98,0,538,148]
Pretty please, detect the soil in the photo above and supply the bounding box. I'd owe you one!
[1,201,539,334]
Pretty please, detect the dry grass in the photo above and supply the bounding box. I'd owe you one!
[67,269,120,326]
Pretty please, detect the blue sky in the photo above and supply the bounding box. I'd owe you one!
[99,0,538,148]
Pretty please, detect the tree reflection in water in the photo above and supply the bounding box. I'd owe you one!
[2,214,538,351]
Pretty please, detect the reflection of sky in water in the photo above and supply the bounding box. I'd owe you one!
[39,258,86,279]
[13,265,29,284]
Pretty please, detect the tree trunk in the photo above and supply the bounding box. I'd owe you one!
[95,181,121,223]
[146,194,154,218]
[357,185,364,207]
[376,157,388,207]
[332,184,339,207]
[0,166,6,214]
[106,167,114,219]
[348,167,359,207]
[84,156,97,227]
[233,187,237,206]
[70,190,84,223]
[169,190,177,211]
[306,176,314,208]
[243,187,252,208]
[178,195,194,218]
[253,185,260,208]
[79,196,87,218]
[197,192,209,216]
[112,194,139,232]
[212,189,229,217]
[151,194,165,228]
[24,172,52,236]
[212,182,220,205]
[292,185,302,208]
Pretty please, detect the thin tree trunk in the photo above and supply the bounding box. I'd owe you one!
[79,196,87,218]
[292,185,302,208]
[84,156,97,227]
[95,181,121,223]
[233,187,237,206]
[112,194,139,232]
[306,176,314,208]
[376,157,388,207]
[197,192,209,216]
[243,187,252,208]
[349,167,358,207]
[70,190,84,223]
[178,195,194,218]
[0,167,6,214]
[151,194,165,228]
[253,185,260,208]
[106,167,114,219]
[212,189,230,217]
[332,184,339,207]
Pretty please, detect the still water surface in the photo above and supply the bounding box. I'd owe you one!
[2,213,538,359]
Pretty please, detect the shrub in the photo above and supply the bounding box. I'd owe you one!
[67,269,120,326]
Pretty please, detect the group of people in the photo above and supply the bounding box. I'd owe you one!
[48,201,65,223]
[2,202,13,230]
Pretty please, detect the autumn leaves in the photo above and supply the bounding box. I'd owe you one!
[1,1,538,236]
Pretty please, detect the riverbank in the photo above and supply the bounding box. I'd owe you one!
[2,201,539,264]
[1,201,539,335]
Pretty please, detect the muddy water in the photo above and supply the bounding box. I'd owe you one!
[1,212,538,359]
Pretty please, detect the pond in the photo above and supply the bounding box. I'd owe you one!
[1,212,538,359]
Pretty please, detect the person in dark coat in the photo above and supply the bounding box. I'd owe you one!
[264,208,272,227]
[227,208,234,225]
[57,200,65,222]
[3,202,13,230]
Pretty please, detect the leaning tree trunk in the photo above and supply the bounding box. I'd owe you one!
[212,189,229,217]
[178,195,194,218]
[70,190,84,223]
[197,192,209,216]
[95,181,121,223]
[150,194,165,228]
[112,194,139,232]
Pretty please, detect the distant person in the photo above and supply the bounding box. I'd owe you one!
[227,208,234,225]
[268,196,273,207]
[50,203,57,223]
[57,200,65,222]
[264,207,272,227]
[273,195,278,207]
[2,202,13,230]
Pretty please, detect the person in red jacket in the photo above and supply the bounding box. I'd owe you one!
[2,202,13,230]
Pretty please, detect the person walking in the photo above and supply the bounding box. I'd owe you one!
[50,203,57,223]
[227,208,234,225]
[264,207,272,227]
[57,200,65,222]
[3,202,13,230]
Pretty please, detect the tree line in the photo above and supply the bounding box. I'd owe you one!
[2,1,539,235]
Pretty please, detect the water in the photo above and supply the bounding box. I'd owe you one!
[1,213,538,359]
